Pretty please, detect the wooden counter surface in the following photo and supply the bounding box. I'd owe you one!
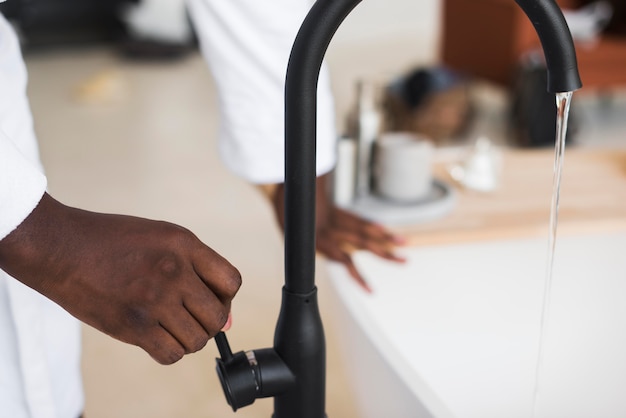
[400,148,626,246]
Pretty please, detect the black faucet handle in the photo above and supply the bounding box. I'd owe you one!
[214,332,295,412]
[215,331,234,361]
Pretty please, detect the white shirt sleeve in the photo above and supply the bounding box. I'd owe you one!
[0,17,46,241]
[186,0,337,184]
[0,133,47,241]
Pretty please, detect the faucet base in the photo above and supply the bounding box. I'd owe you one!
[273,287,326,418]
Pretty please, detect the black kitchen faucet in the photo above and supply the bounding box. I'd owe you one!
[214,1,582,417]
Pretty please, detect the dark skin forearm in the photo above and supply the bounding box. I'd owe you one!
[0,193,240,364]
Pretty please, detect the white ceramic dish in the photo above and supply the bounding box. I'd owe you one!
[346,178,456,225]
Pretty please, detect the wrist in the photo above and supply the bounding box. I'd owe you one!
[255,184,279,201]
[0,193,70,291]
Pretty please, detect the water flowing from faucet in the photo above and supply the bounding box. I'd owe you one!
[532,91,574,417]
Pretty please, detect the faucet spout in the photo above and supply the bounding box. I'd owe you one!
[514,0,582,92]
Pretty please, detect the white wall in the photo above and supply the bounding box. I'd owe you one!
[332,0,442,49]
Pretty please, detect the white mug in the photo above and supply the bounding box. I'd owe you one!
[374,132,434,202]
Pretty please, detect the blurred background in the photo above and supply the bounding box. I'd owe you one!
[1,0,624,417]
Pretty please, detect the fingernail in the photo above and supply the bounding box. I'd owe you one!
[221,313,233,331]
[393,235,408,245]
[362,281,373,294]
[394,253,408,262]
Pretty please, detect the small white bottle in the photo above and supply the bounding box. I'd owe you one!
[353,80,382,199]
[333,136,357,207]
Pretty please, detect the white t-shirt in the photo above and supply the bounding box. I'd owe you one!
[0,0,337,416]
[186,0,337,184]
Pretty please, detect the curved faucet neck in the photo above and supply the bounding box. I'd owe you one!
[515,0,582,92]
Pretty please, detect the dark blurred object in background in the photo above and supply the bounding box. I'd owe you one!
[441,0,626,89]
[510,55,578,148]
[605,0,626,34]
[0,0,195,60]
[383,67,472,145]
[0,0,133,47]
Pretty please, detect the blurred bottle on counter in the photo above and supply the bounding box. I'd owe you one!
[345,80,383,200]
[355,80,383,199]
[333,136,357,207]
[334,80,383,206]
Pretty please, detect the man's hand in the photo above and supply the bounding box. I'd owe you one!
[269,174,406,292]
[314,206,406,292]
[0,193,241,365]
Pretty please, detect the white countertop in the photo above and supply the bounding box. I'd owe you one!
[328,232,626,418]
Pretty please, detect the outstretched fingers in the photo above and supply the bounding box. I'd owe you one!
[314,206,410,292]
[316,235,372,293]
[328,228,406,263]
[332,208,406,246]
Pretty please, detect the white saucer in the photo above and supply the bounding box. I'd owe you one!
[345,179,457,225]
